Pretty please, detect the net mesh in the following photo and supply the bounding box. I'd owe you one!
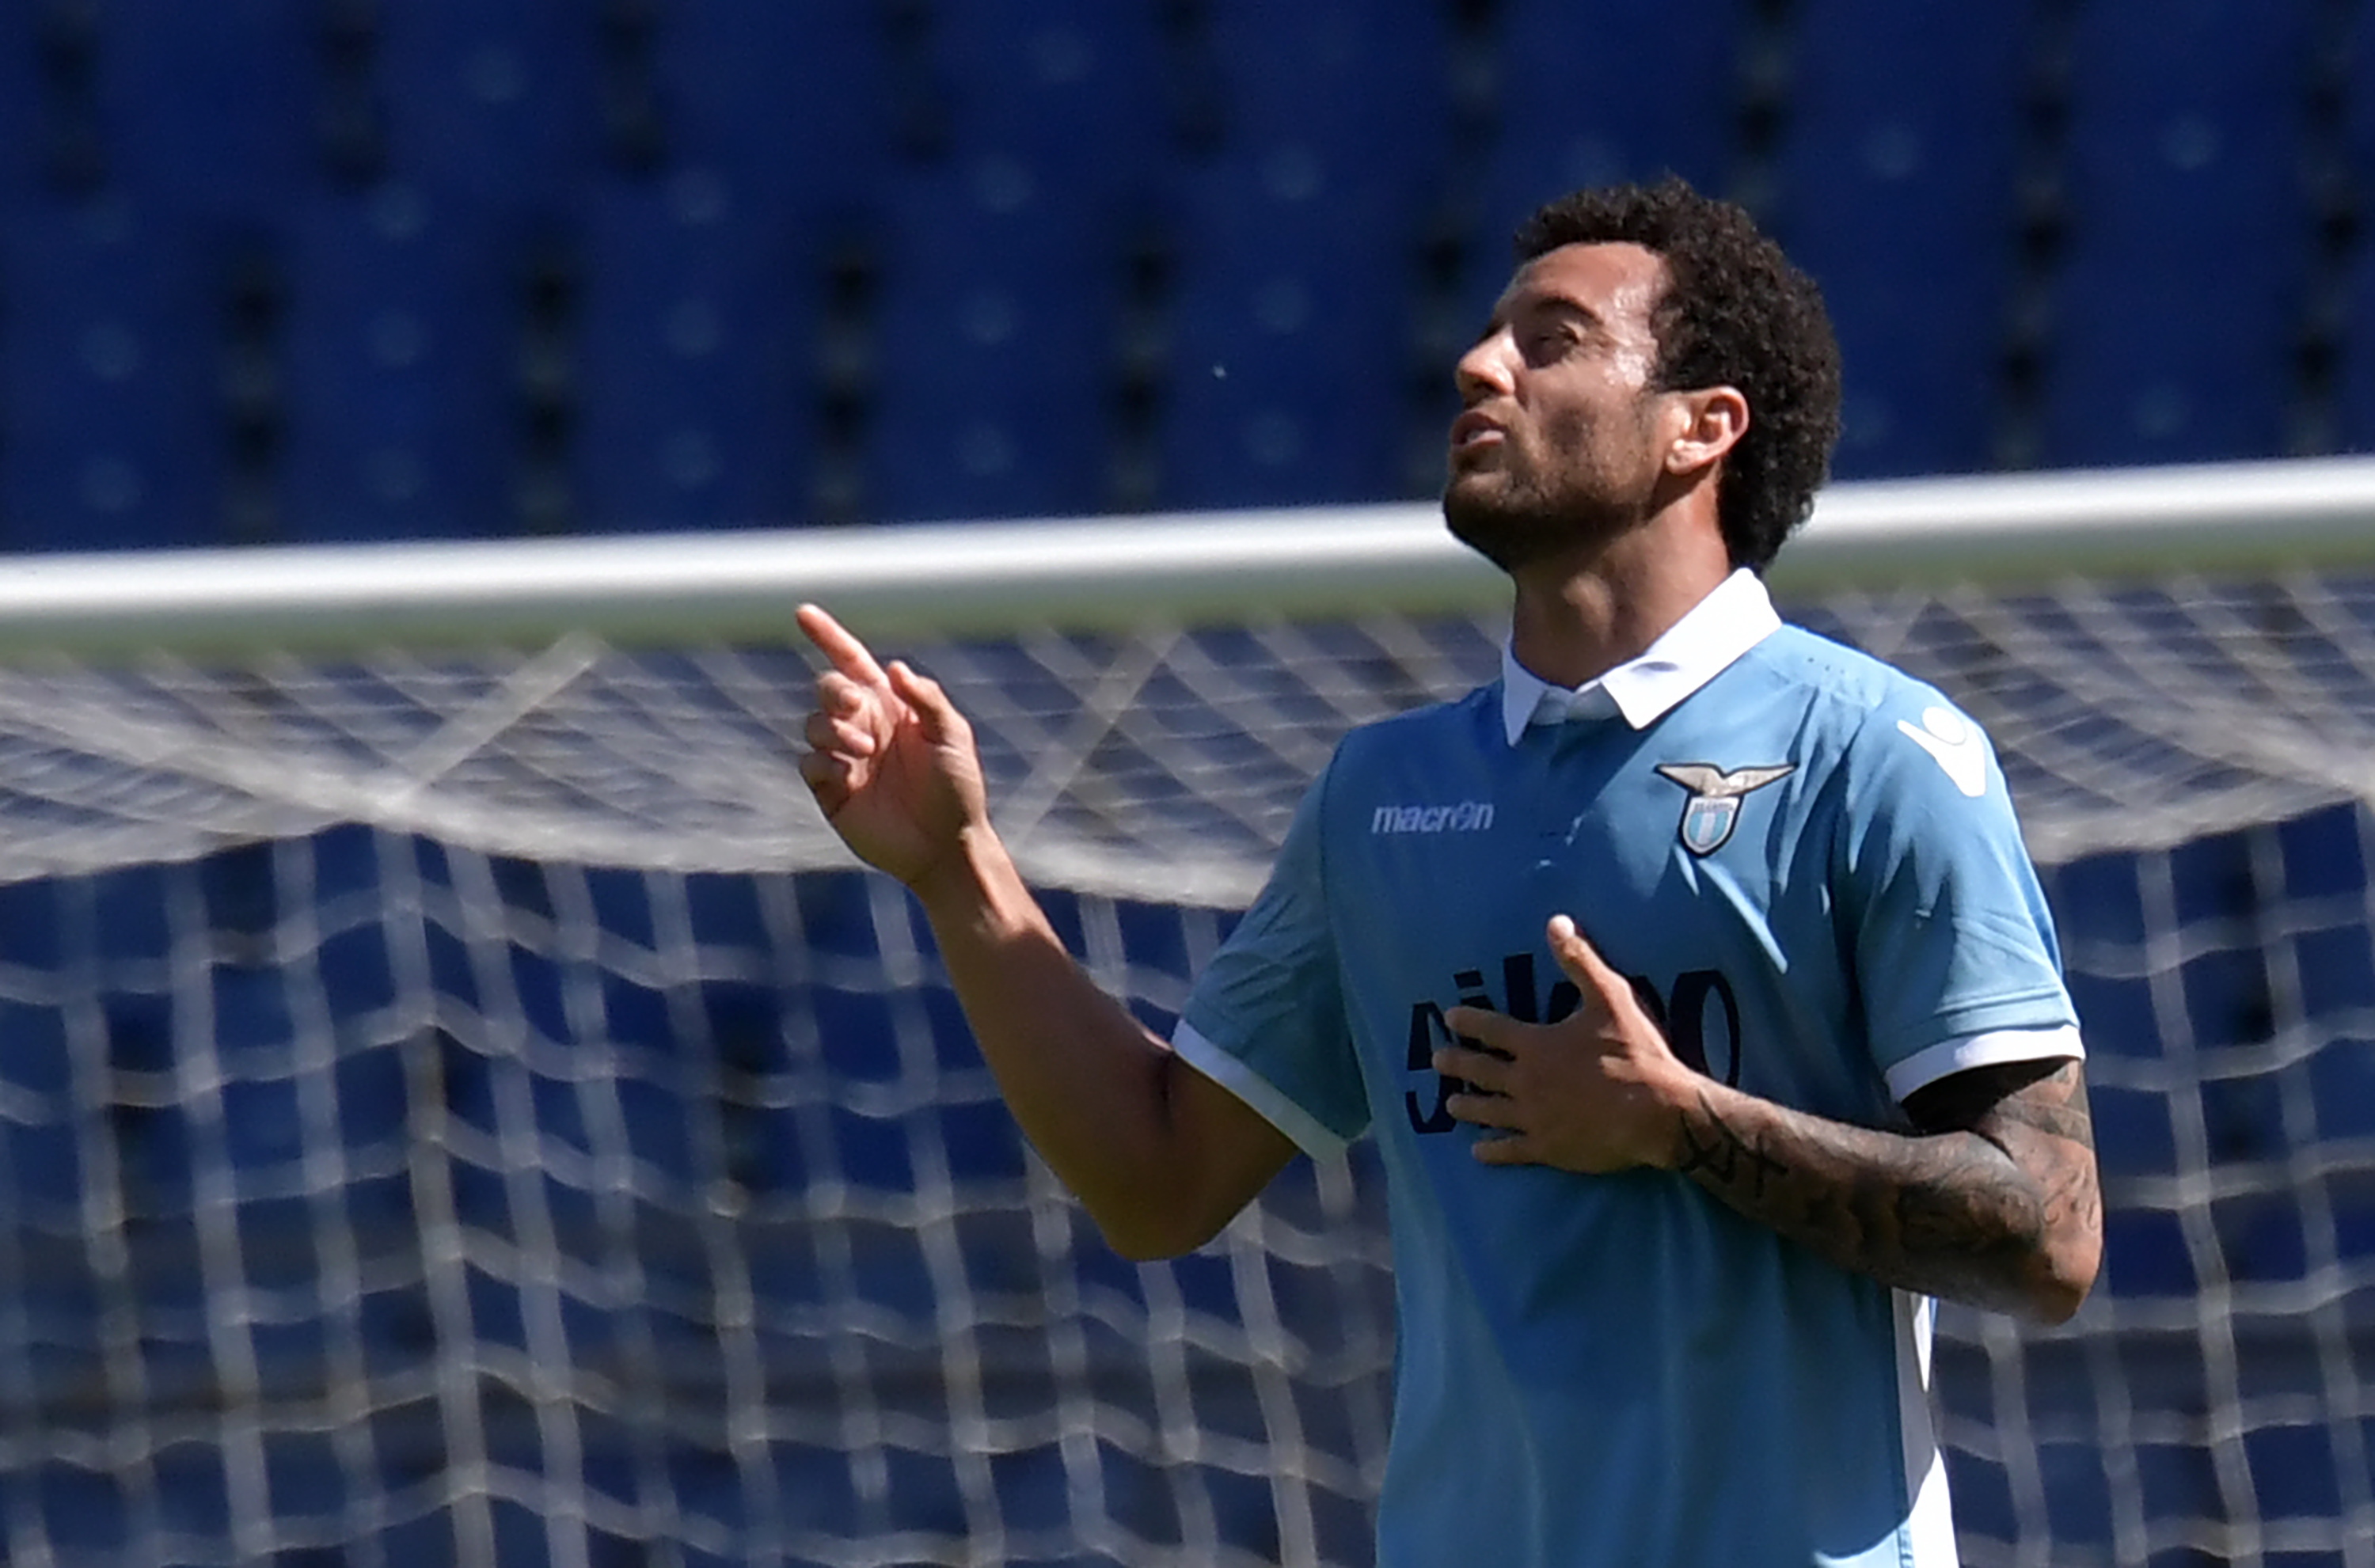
[0,571,2369,1565]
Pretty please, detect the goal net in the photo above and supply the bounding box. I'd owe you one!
[0,456,2369,1567]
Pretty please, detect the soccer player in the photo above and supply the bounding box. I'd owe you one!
[796,178,2101,1568]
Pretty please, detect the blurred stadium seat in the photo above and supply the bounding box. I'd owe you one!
[1468,0,1745,328]
[279,188,521,540]
[867,166,1123,522]
[92,0,316,226]
[1157,0,1451,509]
[0,202,226,549]
[636,0,897,217]
[2332,0,2375,449]
[2041,0,2310,467]
[1776,0,2031,476]
[0,5,37,205]
[925,0,1170,205]
[370,0,601,216]
[572,175,815,531]
[1161,175,1415,509]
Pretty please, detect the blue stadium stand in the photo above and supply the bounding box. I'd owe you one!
[1466,0,1744,328]
[279,189,521,541]
[1156,1,1452,509]
[572,178,814,531]
[1160,184,1416,509]
[865,169,1122,522]
[85,0,315,226]
[0,203,227,549]
[855,3,1175,522]
[1774,1,2030,476]
[924,0,1171,205]
[2331,2,2375,449]
[0,4,42,205]
[370,0,602,215]
[637,1,898,220]
[2039,0,2309,467]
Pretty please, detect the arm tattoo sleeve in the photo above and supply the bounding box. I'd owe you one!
[1669,1059,2102,1320]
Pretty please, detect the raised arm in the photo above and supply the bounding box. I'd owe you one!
[1435,916,2102,1323]
[795,605,1294,1259]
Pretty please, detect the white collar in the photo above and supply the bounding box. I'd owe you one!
[1499,568,1784,745]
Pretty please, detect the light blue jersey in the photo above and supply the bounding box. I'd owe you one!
[1173,571,2080,1568]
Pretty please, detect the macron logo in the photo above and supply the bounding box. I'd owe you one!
[1895,705,1989,799]
[1372,801,1495,835]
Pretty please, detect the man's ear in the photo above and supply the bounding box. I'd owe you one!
[1665,385,1750,476]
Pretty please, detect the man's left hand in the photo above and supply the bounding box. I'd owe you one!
[1434,914,1695,1172]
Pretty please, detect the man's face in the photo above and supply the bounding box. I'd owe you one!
[1441,241,1676,571]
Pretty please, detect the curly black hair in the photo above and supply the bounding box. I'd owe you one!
[1512,178,1842,572]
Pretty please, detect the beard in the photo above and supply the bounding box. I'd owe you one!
[1442,463,1636,573]
[1441,405,1659,572]
[1442,471,1554,571]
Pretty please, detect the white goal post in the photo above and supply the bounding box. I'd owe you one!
[4,453,2375,655]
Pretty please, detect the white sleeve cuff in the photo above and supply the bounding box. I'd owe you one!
[1885,1023,2086,1103]
[1169,1019,1351,1160]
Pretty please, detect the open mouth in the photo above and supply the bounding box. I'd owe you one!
[1450,411,1505,451]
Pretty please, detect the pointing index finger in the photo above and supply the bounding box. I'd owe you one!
[796,603,891,689]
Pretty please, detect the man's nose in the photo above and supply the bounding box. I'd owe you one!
[1454,328,1515,402]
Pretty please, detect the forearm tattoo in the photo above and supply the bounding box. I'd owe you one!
[1674,1101,1789,1199]
[1670,1061,2101,1318]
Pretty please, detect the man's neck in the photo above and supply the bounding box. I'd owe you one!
[1505,512,1737,689]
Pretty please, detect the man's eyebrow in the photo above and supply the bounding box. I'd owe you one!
[1494,290,1606,333]
[1530,294,1605,328]
[1484,291,1605,337]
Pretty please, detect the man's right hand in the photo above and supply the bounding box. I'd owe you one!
[794,606,1296,1259]
[795,603,990,892]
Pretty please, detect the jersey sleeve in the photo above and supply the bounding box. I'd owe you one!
[1171,757,1370,1156]
[1834,690,2082,1100]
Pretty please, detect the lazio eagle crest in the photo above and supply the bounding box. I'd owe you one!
[1654,761,1797,855]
